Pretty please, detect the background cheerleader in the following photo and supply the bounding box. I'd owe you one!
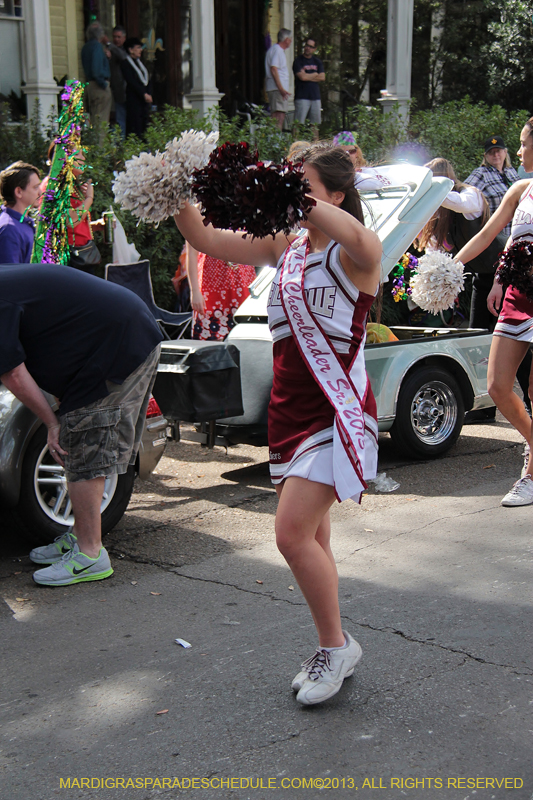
[455,117,533,505]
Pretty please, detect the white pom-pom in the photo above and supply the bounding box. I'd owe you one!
[112,151,168,224]
[410,251,465,314]
[112,129,218,224]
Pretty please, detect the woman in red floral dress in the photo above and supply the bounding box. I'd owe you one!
[186,243,256,340]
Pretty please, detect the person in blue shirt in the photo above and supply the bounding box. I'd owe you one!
[81,20,112,126]
[292,38,325,133]
[0,161,42,264]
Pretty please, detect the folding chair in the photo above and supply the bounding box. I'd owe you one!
[105,260,191,339]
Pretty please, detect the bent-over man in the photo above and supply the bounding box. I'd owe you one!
[0,264,162,586]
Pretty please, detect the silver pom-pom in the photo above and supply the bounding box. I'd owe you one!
[410,251,465,314]
[113,129,218,224]
[112,150,167,224]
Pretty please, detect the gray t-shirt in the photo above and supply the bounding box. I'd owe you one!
[265,44,289,92]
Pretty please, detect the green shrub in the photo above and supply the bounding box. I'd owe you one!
[409,97,528,179]
[0,101,55,174]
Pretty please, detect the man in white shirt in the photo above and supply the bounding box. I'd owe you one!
[265,29,292,130]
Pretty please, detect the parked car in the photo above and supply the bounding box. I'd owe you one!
[154,164,495,459]
[0,389,167,545]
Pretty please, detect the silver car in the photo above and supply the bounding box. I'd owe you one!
[0,388,167,545]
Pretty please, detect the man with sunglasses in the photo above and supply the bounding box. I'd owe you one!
[293,38,325,132]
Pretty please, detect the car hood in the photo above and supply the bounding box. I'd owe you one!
[358,164,452,279]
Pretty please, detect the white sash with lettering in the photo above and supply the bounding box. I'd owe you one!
[279,236,376,502]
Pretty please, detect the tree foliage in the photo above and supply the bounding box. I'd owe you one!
[295,0,531,115]
[485,0,533,111]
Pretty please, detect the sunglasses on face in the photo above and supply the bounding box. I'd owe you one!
[304,44,316,49]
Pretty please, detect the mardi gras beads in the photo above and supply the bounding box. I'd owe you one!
[391,253,418,302]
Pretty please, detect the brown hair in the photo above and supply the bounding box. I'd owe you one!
[0,161,41,207]
[287,140,311,162]
[416,157,489,251]
[351,145,367,169]
[301,143,365,224]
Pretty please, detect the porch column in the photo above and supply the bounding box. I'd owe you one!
[378,0,413,123]
[279,0,294,106]
[186,0,223,118]
[22,0,60,124]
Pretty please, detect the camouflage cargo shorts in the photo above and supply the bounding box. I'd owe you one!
[59,345,161,483]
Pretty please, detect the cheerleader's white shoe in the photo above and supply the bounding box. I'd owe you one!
[295,631,362,706]
[501,475,533,507]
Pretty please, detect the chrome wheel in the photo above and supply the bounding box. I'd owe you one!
[410,380,458,445]
[32,444,118,527]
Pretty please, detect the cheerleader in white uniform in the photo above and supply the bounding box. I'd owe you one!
[456,117,533,506]
[174,145,381,704]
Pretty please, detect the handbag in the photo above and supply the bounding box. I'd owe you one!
[68,239,102,273]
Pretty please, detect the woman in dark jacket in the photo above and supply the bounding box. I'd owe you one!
[121,38,152,137]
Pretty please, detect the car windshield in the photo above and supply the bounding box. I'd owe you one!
[360,185,413,232]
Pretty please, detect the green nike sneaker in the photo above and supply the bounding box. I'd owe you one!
[29,529,77,565]
[32,546,113,586]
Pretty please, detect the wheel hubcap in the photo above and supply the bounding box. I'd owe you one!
[33,444,118,527]
[410,380,458,445]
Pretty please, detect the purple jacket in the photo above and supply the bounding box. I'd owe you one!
[0,206,35,264]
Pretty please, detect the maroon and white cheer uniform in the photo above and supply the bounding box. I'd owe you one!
[267,239,378,501]
[495,181,533,341]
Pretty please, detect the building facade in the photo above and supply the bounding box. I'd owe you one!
[0,0,294,122]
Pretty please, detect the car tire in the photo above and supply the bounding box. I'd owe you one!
[14,425,136,546]
[390,366,464,458]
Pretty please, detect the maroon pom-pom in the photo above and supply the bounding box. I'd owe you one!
[497,240,533,301]
[191,141,315,238]
[192,142,257,231]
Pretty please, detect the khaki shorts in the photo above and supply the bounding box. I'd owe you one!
[59,346,161,483]
[268,89,289,113]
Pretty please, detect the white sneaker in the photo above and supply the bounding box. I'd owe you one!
[295,631,362,706]
[521,443,530,479]
[291,669,308,693]
[29,529,77,565]
[501,475,533,507]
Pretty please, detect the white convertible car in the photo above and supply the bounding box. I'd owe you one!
[155,164,495,460]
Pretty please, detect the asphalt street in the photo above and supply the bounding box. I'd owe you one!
[1,417,532,800]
